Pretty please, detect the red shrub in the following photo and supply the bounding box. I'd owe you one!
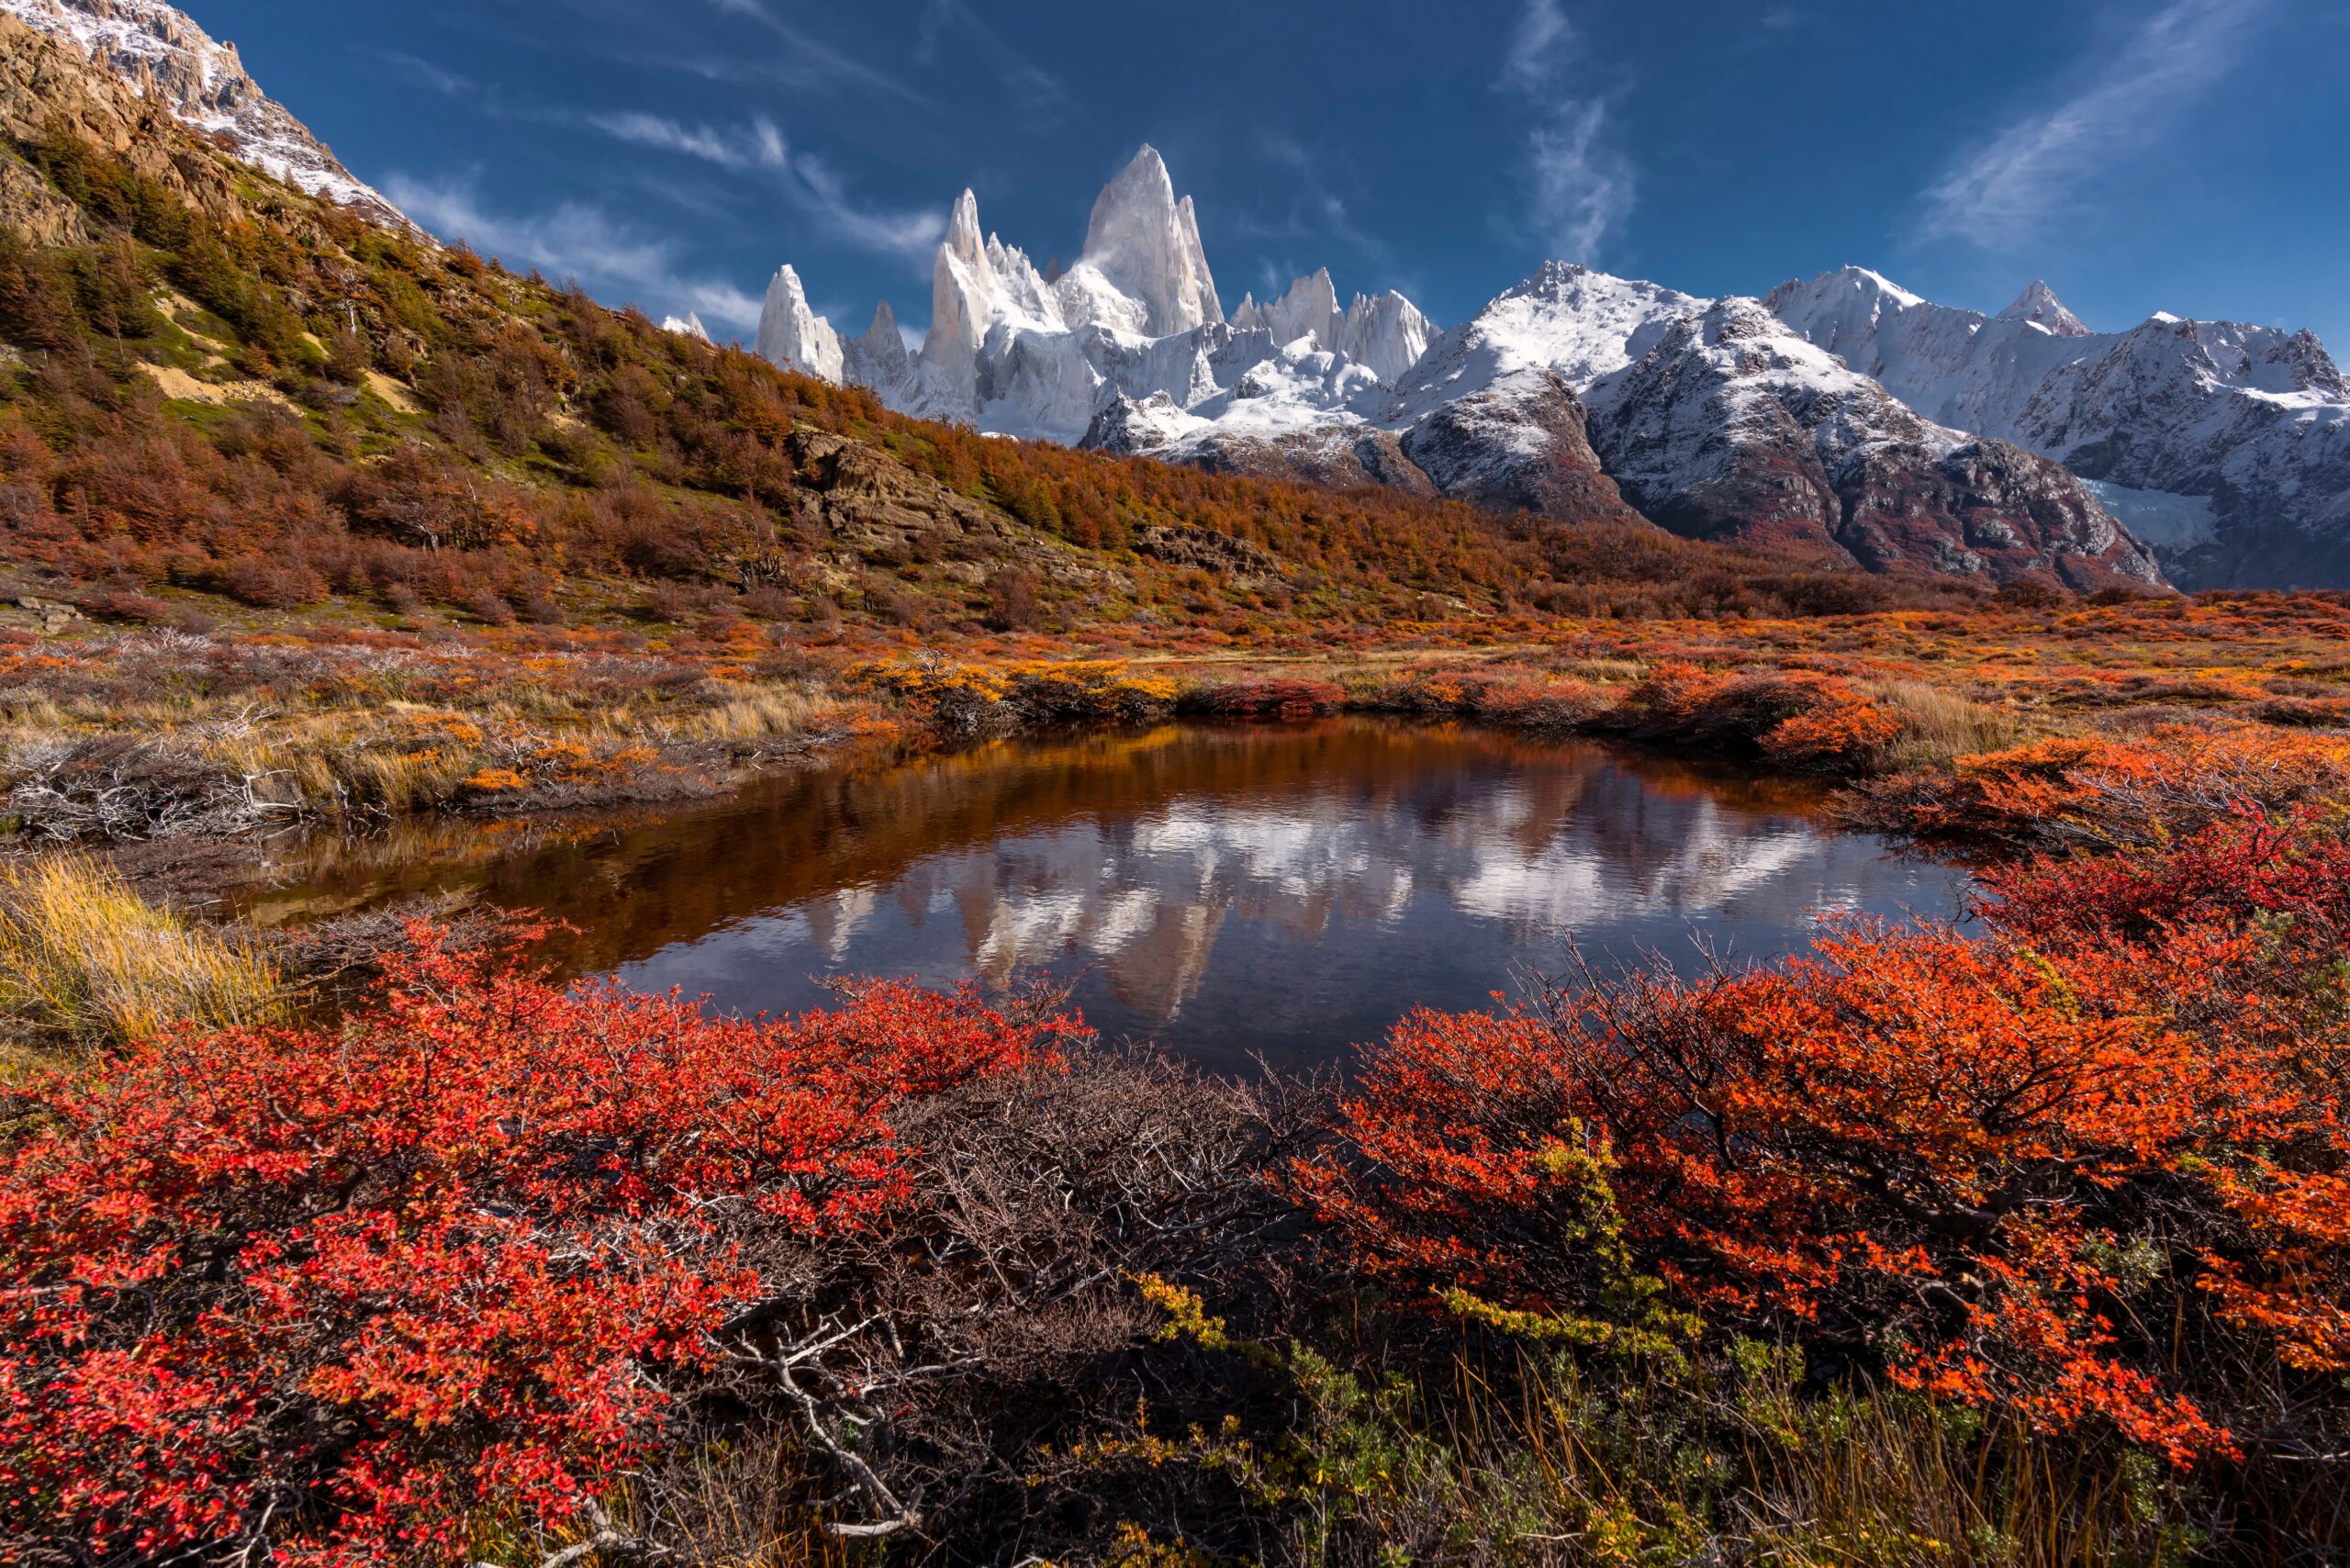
[1186,678,1346,719]
[1299,811,2350,1468]
[1860,726,2350,854]
[0,927,1076,1563]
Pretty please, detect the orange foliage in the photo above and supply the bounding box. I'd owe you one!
[1299,780,2350,1468]
[1863,724,2350,852]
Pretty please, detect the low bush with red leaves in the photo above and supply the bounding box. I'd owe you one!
[1295,799,2350,1473]
[1182,678,1347,719]
[1857,723,2350,853]
[0,928,1078,1564]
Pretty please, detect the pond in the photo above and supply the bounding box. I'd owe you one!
[237,721,1973,1072]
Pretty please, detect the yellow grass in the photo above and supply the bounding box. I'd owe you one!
[0,854,286,1048]
[1870,679,2035,768]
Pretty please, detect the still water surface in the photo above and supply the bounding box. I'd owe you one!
[240,722,1971,1070]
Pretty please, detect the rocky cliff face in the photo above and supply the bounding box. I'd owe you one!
[1768,266,2350,588]
[0,9,235,242]
[0,0,408,230]
[1396,369,1644,527]
[1584,298,2164,588]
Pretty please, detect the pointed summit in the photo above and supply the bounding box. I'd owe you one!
[1258,269,1345,349]
[944,189,985,268]
[1058,144,1222,336]
[755,264,844,383]
[1998,280,2088,338]
[844,300,912,394]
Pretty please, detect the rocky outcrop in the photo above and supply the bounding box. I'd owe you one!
[0,10,236,237]
[0,0,408,229]
[1133,523,1283,584]
[1586,298,2164,588]
[1397,367,1645,527]
[784,429,1125,591]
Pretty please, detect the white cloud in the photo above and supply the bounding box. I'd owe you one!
[699,0,929,105]
[1496,0,1635,263]
[384,51,468,96]
[573,113,944,268]
[1498,0,1574,94]
[789,153,946,265]
[587,112,789,171]
[382,175,764,331]
[1527,102,1635,263]
[1921,0,2266,248]
[913,0,1070,129]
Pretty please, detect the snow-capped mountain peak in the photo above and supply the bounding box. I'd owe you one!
[0,0,410,230]
[755,264,844,383]
[1767,267,2350,587]
[1055,145,1223,338]
[1998,280,2089,338]
[741,152,2169,590]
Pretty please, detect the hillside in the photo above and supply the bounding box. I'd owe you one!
[0,14,2029,661]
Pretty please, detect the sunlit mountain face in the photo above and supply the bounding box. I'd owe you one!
[241,722,1970,1070]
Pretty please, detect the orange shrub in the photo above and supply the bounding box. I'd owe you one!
[1861,725,2350,853]
[1184,678,1347,719]
[1298,809,2350,1468]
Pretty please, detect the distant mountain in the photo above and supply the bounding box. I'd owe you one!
[1585,296,2155,588]
[747,152,2165,589]
[1767,267,2350,588]
[0,0,408,230]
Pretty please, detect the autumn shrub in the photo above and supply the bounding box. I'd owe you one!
[1295,807,2350,1484]
[1858,724,2350,853]
[0,927,1076,1563]
[1358,667,1610,732]
[861,658,1179,733]
[1183,677,1347,719]
[1564,663,1909,770]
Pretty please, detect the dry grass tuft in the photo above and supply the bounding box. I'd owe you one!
[1870,680,2033,767]
[0,854,285,1049]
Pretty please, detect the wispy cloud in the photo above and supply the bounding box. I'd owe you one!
[913,0,1071,130]
[1496,0,1635,263]
[699,0,929,106]
[1920,0,2267,248]
[1229,130,1394,281]
[789,152,946,264]
[1499,0,1576,94]
[574,111,944,267]
[1526,102,1634,263]
[383,175,764,331]
[587,111,787,171]
[383,50,470,96]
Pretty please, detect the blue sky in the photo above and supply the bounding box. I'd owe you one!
[195,0,2347,349]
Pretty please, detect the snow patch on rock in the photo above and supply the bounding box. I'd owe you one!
[0,0,412,230]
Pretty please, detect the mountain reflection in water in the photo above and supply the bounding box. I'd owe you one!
[239,721,1971,1070]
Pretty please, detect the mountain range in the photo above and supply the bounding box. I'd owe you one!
[752,147,2348,594]
[7,0,2345,594]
